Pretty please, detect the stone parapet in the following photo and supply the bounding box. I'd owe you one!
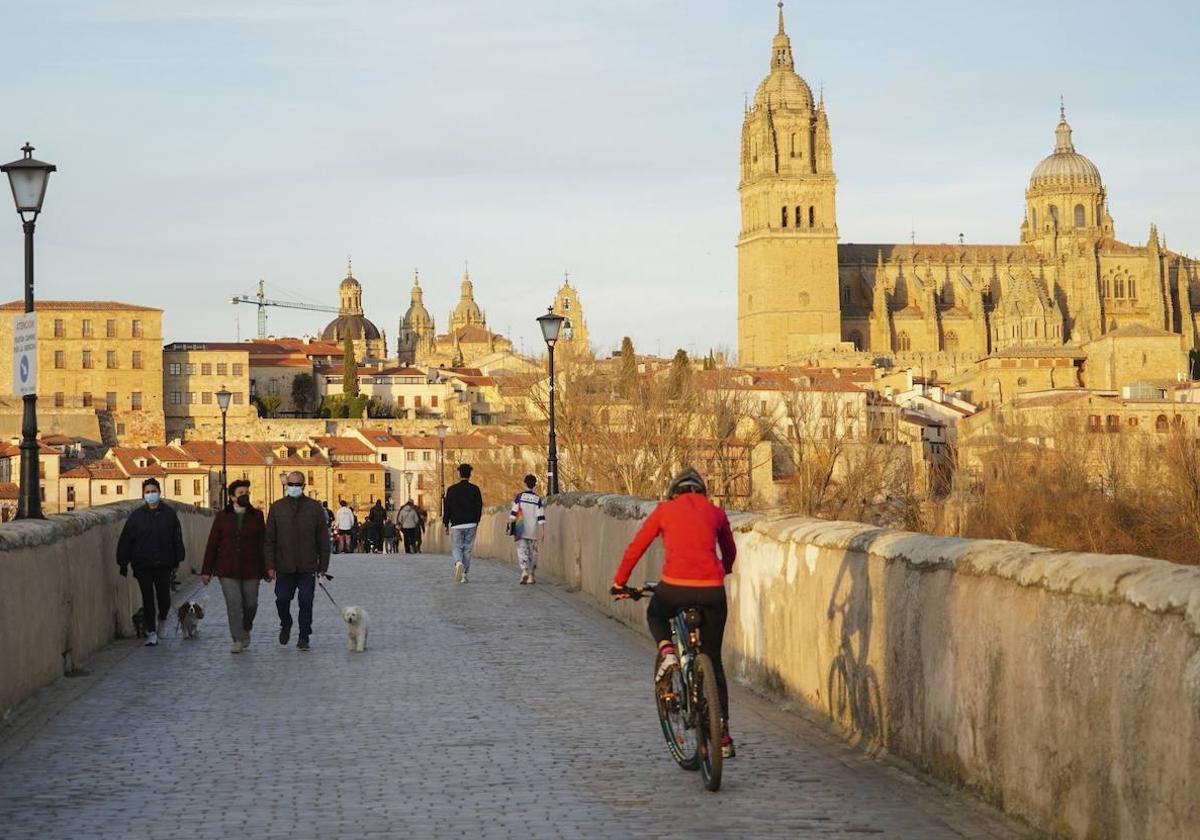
[0,501,213,718]
[425,494,1199,839]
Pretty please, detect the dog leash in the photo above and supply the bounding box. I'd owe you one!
[318,577,340,610]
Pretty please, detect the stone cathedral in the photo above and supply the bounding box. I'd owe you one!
[738,4,1200,369]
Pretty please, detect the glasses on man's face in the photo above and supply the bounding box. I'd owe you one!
[286,481,305,487]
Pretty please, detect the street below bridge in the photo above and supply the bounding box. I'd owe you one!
[0,553,1032,839]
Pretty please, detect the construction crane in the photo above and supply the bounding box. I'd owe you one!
[230,280,338,339]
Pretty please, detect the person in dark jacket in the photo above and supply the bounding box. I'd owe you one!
[365,500,386,553]
[264,471,330,651]
[116,478,186,647]
[442,463,483,584]
[201,480,269,654]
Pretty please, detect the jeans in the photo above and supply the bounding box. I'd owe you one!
[516,538,538,573]
[275,572,316,640]
[450,526,477,573]
[646,582,730,722]
[219,577,259,642]
[134,566,172,633]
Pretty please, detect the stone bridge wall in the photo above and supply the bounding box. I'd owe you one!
[0,502,213,718]
[426,493,1200,840]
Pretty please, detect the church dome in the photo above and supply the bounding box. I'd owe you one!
[752,4,812,111]
[321,314,381,343]
[450,271,485,326]
[402,278,434,330]
[1029,108,1102,189]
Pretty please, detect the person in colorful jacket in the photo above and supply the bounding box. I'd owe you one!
[201,480,270,654]
[507,474,546,585]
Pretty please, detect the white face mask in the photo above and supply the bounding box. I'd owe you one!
[285,485,303,498]
[144,492,160,506]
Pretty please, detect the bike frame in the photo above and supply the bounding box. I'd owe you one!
[670,610,702,724]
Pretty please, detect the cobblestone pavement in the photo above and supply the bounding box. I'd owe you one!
[0,553,1034,839]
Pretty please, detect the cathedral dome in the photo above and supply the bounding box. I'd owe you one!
[321,314,381,342]
[752,3,812,111]
[402,278,434,330]
[1029,108,1102,189]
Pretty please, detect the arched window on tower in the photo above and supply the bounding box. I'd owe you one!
[1032,208,1038,229]
[897,331,911,351]
[809,206,816,228]
[1048,204,1059,229]
[781,206,788,228]
[841,286,850,305]
[1115,275,1125,298]
[1103,277,1111,298]
[944,331,960,351]
[790,133,798,158]
[1128,278,1137,299]
[1074,204,1086,227]
[795,206,803,228]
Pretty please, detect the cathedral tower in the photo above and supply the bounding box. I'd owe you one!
[737,2,841,366]
[550,273,590,356]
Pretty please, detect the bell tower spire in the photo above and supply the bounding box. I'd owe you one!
[771,2,794,70]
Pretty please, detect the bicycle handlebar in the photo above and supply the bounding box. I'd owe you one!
[611,581,658,601]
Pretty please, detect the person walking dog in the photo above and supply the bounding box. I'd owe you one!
[442,463,482,584]
[265,471,330,651]
[116,478,186,647]
[200,480,270,653]
[508,475,546,585]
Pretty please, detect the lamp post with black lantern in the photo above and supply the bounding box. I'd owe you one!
[216,386,232,507]
[435,423,448,516]
[2,144,55,519]
[536,308,566,495]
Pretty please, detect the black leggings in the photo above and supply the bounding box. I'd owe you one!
[134,566,172,633]
[646,582,729,722]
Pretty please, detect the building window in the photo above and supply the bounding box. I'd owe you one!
[432,396,439,407]
[780,206,788,228]
[67,485,75,503]
[106,351,118,369]
[407,451,415,462]
[1115,276,1125,298]
[423,451,431,462]
[1074,204,1086,227]
[1106,415,1119,431]
[82,350,93,369]
[1128,279,1137,299]
[170,391,181,405]
[370,473,377,484]
[185,363,197,375]
[397,396,405,407]
[307,471,314,485]
[232,392,243,405]
[415,396,422,408]
[187,392,195,404]
[1129,417,1139,427]
[132,319,143,337]
[82,319,93,337]
[841,286,849,304]
[116,484,124,495]
[1156,415,1169,432]
[174,479,182,495]
[202,391,212,405]
[54,392,64,408]
[100,485,108,496]
[944,331,959,351]
[796,205,804,228]
[82,392,92,407]
[53,318,64,338]
[54,350,64,369]
[1087,414,1101,432]
[267,379,279,396]
[200,363,211,375]
[232,363,244,376]
[106,392,117,410]
[106,319,116,338]
[338,473,346,483]
[563,298,571,311]
[217,363,227,375]
[809,206,816,227]
[193,479,201,495]
[131,392,142,410]
[168,362,180,375]
[1048,204,1059,227]
[132,350,142,369]
[897,331,911,351]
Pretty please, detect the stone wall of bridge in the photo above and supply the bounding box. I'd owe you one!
[0,501,213,718]
[426,493,1200,840]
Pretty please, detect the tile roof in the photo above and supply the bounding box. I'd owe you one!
[0,300,161,311]
[107,448,167,476]
[313,436,375,456]
[0,481,18,499]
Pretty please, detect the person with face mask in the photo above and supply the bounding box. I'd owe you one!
[200,480,270,653]
[116,478,186,647]
[264,471,330,651]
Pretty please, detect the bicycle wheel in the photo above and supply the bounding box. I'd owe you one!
[655,658,699,771]
[694,653,724,791]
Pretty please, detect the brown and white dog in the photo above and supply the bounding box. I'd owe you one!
[342,606,369,652]
[177,601,205,639]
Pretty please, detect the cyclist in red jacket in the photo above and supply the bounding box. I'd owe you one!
[612,467,737,758]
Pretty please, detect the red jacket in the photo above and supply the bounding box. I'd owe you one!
[614,493,736,588]
[201,508,267,580]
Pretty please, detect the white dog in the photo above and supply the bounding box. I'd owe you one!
[342,606,369,652]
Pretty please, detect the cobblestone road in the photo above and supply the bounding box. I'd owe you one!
[0,553,1033,839]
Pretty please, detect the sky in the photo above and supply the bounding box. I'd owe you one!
[2,0,1198,358]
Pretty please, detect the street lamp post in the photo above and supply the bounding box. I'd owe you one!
[2,144,56,519]
[216,386,232,507]
[537,307,566,495]
[435,423,448,516]
[265,452,274,501]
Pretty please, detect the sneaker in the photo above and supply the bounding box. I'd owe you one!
[454,562,464,583]
[230,640,244,654]
[655,648,679,682]
[145,632,158,647]
[519,572,529,585]
[461,573,469,584]
[721,731,736,759]
[298,637,310,651]
[528,571,536,584]
[279,625,291,646]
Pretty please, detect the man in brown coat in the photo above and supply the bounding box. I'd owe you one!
[265,471,330,651]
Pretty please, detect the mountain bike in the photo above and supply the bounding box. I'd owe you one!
[613,581,723,791]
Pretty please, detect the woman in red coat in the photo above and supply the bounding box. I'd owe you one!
[201,480,270,653]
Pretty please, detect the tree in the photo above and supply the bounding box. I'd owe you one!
[291,373,315,416]
[257,394,282,418]
[668,349,691,399]
[343,336,359,399]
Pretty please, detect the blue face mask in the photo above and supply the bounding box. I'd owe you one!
[144,492,161,506]
[285,485,303,498]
